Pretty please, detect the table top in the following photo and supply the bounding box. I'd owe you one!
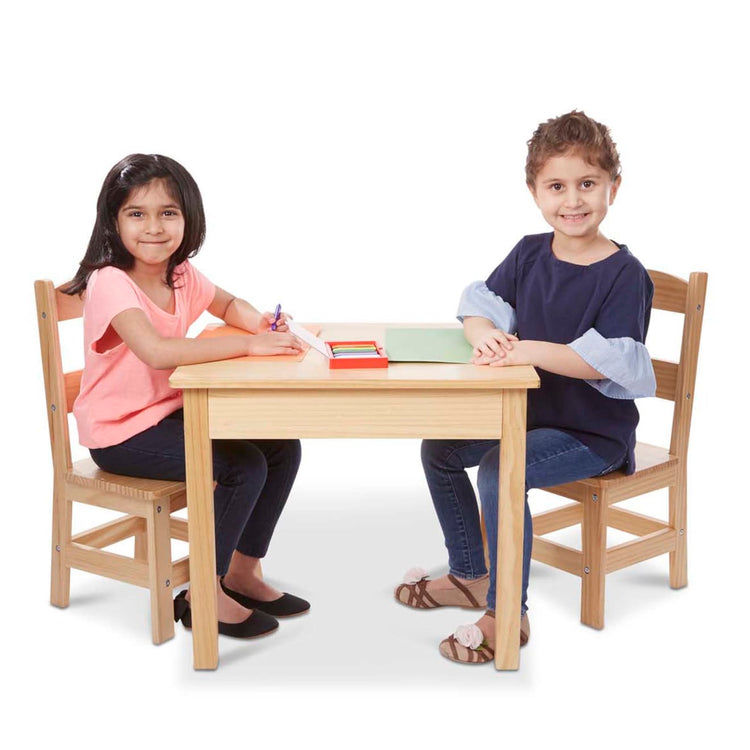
[170,323,540,391]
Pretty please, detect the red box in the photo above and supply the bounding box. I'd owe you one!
[325,340,389,369]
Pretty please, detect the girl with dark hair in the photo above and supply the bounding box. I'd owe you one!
[67,154,310,640]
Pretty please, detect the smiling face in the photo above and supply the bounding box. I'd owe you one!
[529,151,620,247]
[116,178,185,276]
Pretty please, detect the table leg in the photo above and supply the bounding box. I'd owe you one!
[495,389,527,670]
[183,389,219,670]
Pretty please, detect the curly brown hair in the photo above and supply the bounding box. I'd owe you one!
[525,110,621,188]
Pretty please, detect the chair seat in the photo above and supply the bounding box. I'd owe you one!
[67,458,186,501]
[571,442,678,490]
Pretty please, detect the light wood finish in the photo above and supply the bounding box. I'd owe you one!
[496,389,527,669]
[35,280,190,644]
[531,270,707,628]
[183,389,218,669]
[532,537,581,576]
[171,323,539,671]
[208,389,504,439]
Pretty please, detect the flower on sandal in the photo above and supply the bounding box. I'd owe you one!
[454,623,485,650]
[402,566,429,584]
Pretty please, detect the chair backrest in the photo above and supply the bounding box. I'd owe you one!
[647,270,708,462]
[35,280,84,477]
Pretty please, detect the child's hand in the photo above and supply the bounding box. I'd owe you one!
[258,311,293,333]
[247,332,304,356]
[471,329,518,364]
[488,340,533,367]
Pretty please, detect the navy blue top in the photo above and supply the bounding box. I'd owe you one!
[485,232,654,474]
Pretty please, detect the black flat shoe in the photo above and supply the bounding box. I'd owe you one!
[220,579,311,617]
[173,590,279,639]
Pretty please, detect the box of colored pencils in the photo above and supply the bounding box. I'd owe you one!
[325,340,389,369]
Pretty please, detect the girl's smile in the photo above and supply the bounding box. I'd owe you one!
[116,178,185,274]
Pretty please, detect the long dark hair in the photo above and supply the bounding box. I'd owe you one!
[64,154,206,295]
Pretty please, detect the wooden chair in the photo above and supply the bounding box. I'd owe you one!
[530,270,707,629]
[35,280,190,644]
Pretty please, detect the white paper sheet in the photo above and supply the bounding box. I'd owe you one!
[288,319,330,358]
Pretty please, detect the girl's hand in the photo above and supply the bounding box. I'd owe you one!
[471,329,519,364]
[257,311,293,333]
[247,332,304,356]
[488,340,533,367]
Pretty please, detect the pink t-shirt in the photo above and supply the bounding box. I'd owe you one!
[74,262,216,448]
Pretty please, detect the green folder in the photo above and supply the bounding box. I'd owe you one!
[385,328,474,363]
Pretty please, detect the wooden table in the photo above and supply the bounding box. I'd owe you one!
[170,324,539,670]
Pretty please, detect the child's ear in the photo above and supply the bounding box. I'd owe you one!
[609,175,622,205]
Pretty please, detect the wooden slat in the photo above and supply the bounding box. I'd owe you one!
[653,359,678,401]
[65,370,82,413]
[171,556,190,587]
[532,503,582,535]
[606,530,677,573]
[68,458,186,500]
[55,284,83,321]
[607,507,669,536]
[170,517,190,543]
[169,492,188,513]
[531,536,582,576]
[72,515,144,548]
[648,270,687,313]
[67,544,149,587]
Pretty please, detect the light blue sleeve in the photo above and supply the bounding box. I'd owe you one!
[568,328,656,400]
[456,281,517,333]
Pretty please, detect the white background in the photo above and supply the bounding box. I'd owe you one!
[2,1,747,746]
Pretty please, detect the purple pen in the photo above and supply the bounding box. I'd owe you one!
[271,303,281,331]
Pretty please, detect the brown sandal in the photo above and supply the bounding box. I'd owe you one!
[438,610,531,664]
[440,634,495,663]
[394,571,489,609]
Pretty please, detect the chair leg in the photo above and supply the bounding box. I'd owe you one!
[580,487,607,629]
[669,467,688,589]
[50,482,71,608]
[134,528,148,563]
[146,503,175,645]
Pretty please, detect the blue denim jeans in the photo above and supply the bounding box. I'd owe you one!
[421,429,621,614]
[90,409,301,575]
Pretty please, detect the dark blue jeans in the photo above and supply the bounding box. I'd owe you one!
[421,429,621,614]
[90,409,301,575]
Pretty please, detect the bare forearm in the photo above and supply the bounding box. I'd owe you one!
[511,340,604,379]
[221,297,265,333]
[111,306,302,370]
[146,335,253,369]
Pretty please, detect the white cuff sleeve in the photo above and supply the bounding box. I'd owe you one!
[456,281,517,333]
[568,328,656,400]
